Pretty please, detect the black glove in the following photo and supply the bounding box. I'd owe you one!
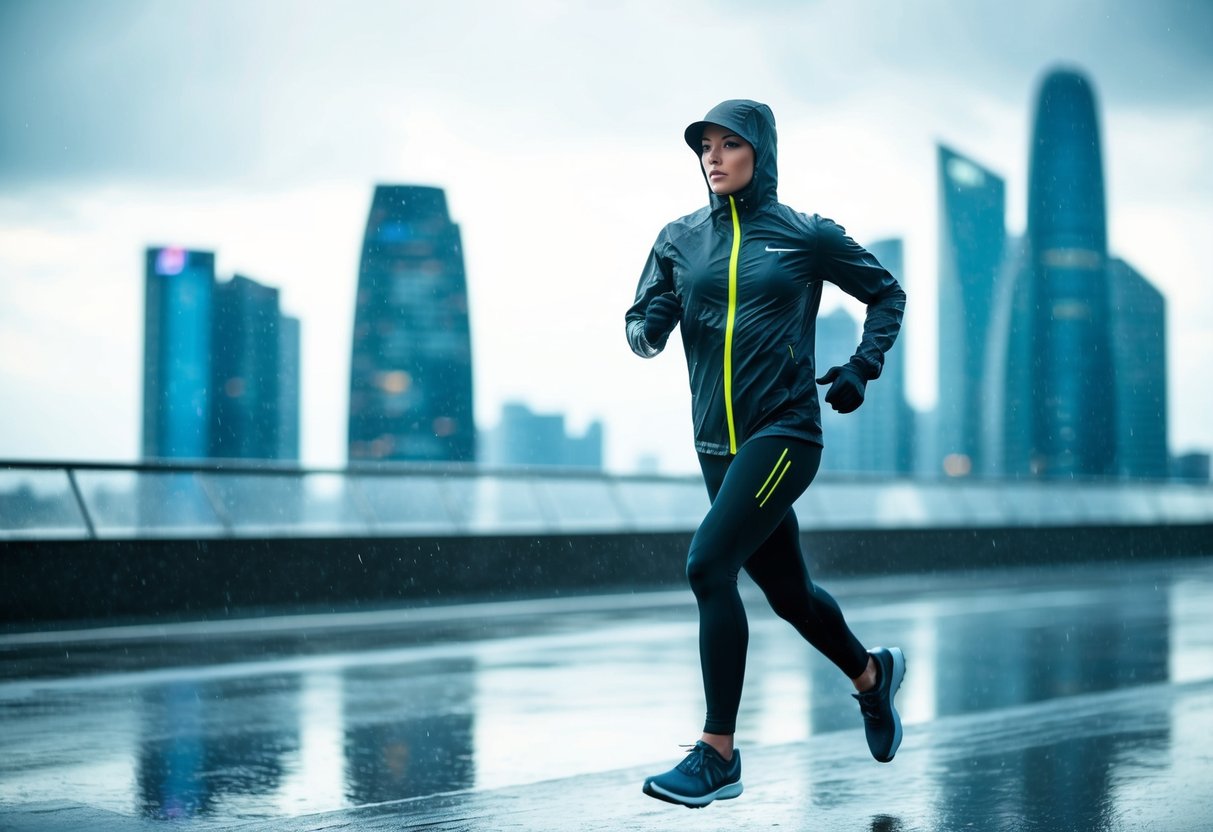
[643,292,681,343]
[816,362,868,414]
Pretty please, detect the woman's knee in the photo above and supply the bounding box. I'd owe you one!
[686,546,734,596]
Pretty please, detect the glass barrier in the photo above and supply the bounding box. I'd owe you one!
[532,476,627,533]
[934,482,1010,527]
[1157,485,1213,524]
[74,470,224,538]
[996,482,1088,526]
[0,468,90,540]
[796,481,922,530]
[1071,483,1147,525]
[203,472,369,537]
[2,463,1211,541]
[872,481,936,528]
[613,478,709,532]
[445,475,550,533]
[352,474,458,535]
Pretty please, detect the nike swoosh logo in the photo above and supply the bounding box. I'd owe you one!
[765,245,804,252]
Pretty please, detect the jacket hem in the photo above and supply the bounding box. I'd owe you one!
[695,427,823,456]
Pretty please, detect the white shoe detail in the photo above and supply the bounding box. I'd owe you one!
[646,779,743,806]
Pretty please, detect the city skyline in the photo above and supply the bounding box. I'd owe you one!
[2,2,1210,474]
[142,248,300,462]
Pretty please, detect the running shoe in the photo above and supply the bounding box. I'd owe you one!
[853,646,905,763]
[642,741,743,808]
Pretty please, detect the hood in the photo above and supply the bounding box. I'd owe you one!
[684,99,778,213]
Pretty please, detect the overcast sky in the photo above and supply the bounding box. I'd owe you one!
[2,0,1211,474]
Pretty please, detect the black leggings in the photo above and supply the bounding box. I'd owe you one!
[689,435,869,735]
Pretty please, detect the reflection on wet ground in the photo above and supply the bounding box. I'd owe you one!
[2,557,1212,830]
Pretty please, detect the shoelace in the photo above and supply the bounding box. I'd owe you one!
[676,743,707,774]
[853,690,882,721]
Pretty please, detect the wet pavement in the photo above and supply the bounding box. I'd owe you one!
[2,557,1212,831]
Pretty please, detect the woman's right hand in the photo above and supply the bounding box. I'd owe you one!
[643,292,681,343]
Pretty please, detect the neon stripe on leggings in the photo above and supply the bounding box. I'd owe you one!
[755,447,791,507]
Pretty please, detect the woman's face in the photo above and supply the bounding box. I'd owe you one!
[700,124,755,195]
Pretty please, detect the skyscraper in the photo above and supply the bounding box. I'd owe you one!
[211,275,281,460]
[277,315,301,461]
[936,146,1006,477]
[566,420,605,470]
[855,238,913,475]
[1108,257,1168,478]
[483,402,604,470]
[816,307,860,473]
[143,247,215,459]
[349,186,475,462]
[491,402,567,467]
[1026,68,1116,477]
[987,68,1117,478]
[982,236,1035,477]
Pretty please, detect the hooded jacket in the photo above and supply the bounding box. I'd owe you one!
[626,99,905,455]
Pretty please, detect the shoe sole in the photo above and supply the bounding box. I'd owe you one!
[643,780,743,808]
[878,646,906,763]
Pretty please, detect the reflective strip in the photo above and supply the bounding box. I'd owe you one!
[755,447,790,500]
[725,196,741,454]
[758,460,792,508]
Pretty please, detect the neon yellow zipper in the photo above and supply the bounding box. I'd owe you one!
[724,195,741,454]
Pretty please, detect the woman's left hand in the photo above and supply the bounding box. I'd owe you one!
[815,364,867,413]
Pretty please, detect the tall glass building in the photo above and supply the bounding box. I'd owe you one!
[814,242,911,476]
[142,247,215,459]
[936,146,1006,477]
[988,68,1116,478]
[1108,257,1168,478]
[349,186,475,462]
[982,236,1035,477]
[855,238,913,475]
[482,402,605,470]
[816,307,860,473]
[277,315,301,461]
[1025,68,1116,477]
[211,275,282,460]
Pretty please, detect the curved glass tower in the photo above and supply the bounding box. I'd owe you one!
[349,185,475,462]
[1026,68,1115,477]
[937,146,1006,477]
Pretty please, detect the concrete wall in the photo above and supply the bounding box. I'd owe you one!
[4,523,1211,627]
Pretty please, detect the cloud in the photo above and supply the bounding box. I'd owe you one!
[754,0,1213,112]
[0,1,717,188]
[2,0,1211,470]
[3,0,1209,189]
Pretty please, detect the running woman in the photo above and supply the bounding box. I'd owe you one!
[625,99,907,808]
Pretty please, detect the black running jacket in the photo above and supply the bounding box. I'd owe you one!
[625,99,906,455]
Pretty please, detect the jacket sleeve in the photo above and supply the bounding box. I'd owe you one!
[811,215,906,380]
[625,231,677,358]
